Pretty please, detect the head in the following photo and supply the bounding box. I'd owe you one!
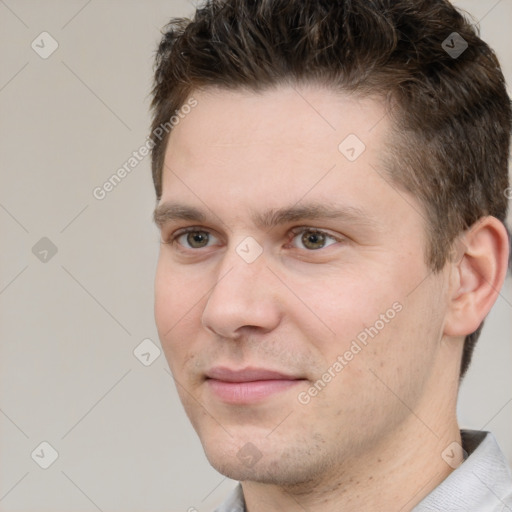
[151,0,510,488]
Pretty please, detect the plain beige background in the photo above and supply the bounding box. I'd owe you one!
[0,1,511,511]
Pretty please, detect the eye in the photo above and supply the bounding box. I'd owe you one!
[289,228,339,250]
[173,228,220,249]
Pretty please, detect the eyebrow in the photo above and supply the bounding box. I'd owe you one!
[154,201,376,231]
[154,203,206,227]
[251,203,375,230]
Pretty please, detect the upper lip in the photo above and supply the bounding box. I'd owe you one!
[205,366,302,382]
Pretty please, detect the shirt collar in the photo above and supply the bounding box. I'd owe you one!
[414,430,512,511]
[213,482,245,512]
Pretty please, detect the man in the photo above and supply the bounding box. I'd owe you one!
[150,0,512,510]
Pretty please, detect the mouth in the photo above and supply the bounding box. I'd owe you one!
[205,366,305,404]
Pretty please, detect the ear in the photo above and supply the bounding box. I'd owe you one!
[444,216,510,337]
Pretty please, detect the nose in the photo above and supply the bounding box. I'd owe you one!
[201,246,282,339]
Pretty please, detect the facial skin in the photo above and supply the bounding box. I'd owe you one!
[153,85,507,511]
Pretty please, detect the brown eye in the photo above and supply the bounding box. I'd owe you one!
[187,231,209,248]
[289,228,339,251]
[175,230,212,248]
[301,230,327,250]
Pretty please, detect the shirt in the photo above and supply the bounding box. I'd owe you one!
[213,430,512,511]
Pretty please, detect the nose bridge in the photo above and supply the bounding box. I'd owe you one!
[213,235,268,296]
[201,239,280,337]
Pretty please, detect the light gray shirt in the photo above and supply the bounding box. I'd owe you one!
[213,430,512,511]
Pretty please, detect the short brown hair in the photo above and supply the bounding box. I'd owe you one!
[150,0,511,377]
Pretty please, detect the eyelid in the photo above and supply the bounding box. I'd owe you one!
[282,226,345,253]
[163,225,220,246]
[287,226,344,243]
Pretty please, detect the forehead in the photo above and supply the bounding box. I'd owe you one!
[166,85,387,158]
[159,86,430,229]
[161,85,390,197]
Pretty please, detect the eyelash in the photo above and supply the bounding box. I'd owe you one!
[167,227,218,248]
[164,226,343,250]
[288,227,343,249]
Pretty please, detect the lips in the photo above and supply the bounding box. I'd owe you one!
[206,366,299,382]
[205,366,304,404]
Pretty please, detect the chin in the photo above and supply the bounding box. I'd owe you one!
[201,436,329,487]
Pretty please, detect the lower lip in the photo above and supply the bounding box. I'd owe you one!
[206,379,302,404]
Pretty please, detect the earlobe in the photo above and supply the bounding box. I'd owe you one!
[444,216,509,337]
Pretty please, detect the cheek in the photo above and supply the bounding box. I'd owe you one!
[154,258,206,362]
[292,258,440,372]
[293,268,401,341]
[154,254,206,326]
[154,261,179,336]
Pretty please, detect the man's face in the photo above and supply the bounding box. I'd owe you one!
[154,85,451,485]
